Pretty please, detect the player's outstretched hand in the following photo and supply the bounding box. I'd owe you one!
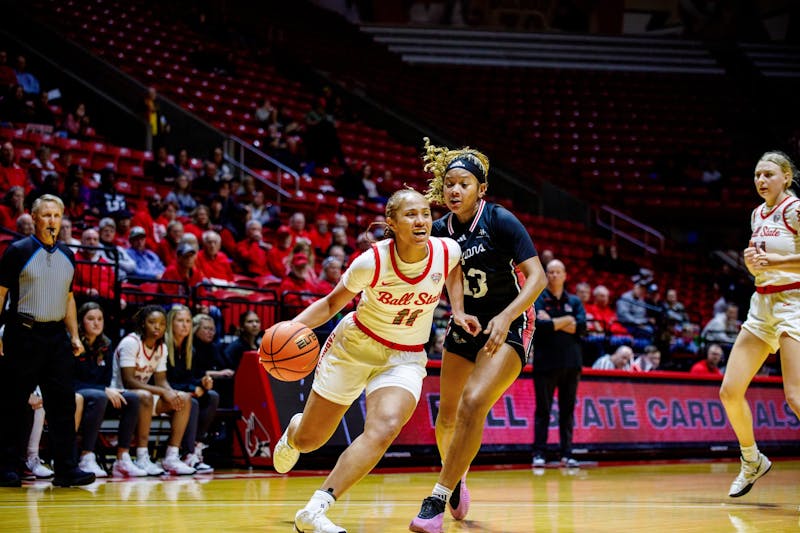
[453,313,482,336]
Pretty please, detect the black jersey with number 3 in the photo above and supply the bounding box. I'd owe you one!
[432,200,537,319]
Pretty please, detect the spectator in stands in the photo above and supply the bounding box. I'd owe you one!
[184,205,214,241]
[223,310,262,373]
[690,343,725,376]
[329,226,354,257]
[62,164,90,223]
[0,50,17,90]
[236,219,270,276]
[110,305,195,475]
[702,303,741,347]
[73,302,145,478]
[248,190,276,229]
[324,244,348,270]
[632,345,661,372]
[661,288,691,335]
[582,284,633,364]
[74,228,116,300]
[288,240,318,281]
[31,91,55,127]
[278,253,325,310]
[192,312,235,398]
[288,212,311,245]
[0,84,33,125]
[0,185,26,231]
[62,102,91,140]
[113,209,134,246]
[192,161,219,199]
[15,213,34,237]
[159,241,206,298]
[308,216,331,258]
[720,150,800,499]
[255,98,276,126]
[156,219,184,266]
[89,167,127,218]
[532,259,585,468]
[0,141,27,192]
[616,279,655,347]
[235,175,256,206]
[164,305,216,473]
[209,147,233,182]
[359,163,385,203]
[266,225,292,278]
[146,145,180,185]
[144,87,170,150]
[25,173,60,212]
[592,345,634,371]
[98,217,137,276]
[196,230,234,283]
[165,173,198,217]
[175,148,198,181]
[132,192,165,249]
[219,201,249,259]
[303,97,346,170]
[14,55,39,96]
[574,281,591,306]
[58,217,80,249]
[29,146,58,186]
[317,256,343,293]
[349,232,372,262]
[126,226,165,279]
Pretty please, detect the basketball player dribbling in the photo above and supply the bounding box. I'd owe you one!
[272,189,480,533]
[410,138,546,533]
[720,151,800,497]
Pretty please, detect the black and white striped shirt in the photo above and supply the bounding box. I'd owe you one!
[0,236,75,322]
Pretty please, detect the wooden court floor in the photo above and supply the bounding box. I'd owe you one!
[0,459,797,532]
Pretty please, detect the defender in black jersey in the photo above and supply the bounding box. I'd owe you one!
[411,139,546,533]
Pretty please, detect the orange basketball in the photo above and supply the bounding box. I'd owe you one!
[259,321,320,382]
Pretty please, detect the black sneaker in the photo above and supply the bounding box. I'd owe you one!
[52,468,96,487]
[0,471,21,487]
[410,496,445,533]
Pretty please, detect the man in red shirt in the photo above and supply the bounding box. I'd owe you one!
[159,242,206,298]
[278,253,326,311]
[0,142,28,193]
[265,225,292,279]
[196,230,235,283]
[236,220,271,276]
[690,343,725,375]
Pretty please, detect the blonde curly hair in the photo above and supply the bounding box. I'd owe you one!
[422,137,490,205]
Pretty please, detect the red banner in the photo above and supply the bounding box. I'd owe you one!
[395,370,798,447]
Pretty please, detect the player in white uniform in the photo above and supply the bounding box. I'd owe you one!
[273,189,479,533]
[111,305,195,475]
[720,151,800,497]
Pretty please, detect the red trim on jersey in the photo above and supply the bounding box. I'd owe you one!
[446,199,487,236]
[760,195,793,219]
[352,314,425,351]
[781,198,800,235]
[442,239,449,281]
[369,243,381,288]
[756,281,800,294]
[389,239,433,285]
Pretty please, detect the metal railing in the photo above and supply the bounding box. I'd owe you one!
[595,205,665,254]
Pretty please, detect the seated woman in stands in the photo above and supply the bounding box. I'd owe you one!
[223,310,262,373]
[164,305,217,473]
[110,305,196,475]
[73,302,146,478]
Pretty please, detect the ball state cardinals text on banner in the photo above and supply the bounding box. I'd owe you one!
[394,370,797,449]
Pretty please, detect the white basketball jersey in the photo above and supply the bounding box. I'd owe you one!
[342,236,461,349]
[750,196,800,287]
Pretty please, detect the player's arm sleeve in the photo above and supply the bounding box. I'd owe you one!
[341,246,377,293]
[493,207,537,263]
[443,238,462,273]
[117,337,137,368]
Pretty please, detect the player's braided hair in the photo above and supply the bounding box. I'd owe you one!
[422,137,490,205]
[759,150,798,195]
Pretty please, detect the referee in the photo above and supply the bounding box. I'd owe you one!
[0,194,95,487]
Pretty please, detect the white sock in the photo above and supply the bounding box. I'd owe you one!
[119,452,131,461]
[136,447,150,460]
[305,489,336,513]
[28,408,45,457]
[741,444,759,462]
[432,483,452,502]
[166,445,180,459]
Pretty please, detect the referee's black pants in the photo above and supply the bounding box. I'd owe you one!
[532,367,581,458]
[0,323,77,474]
